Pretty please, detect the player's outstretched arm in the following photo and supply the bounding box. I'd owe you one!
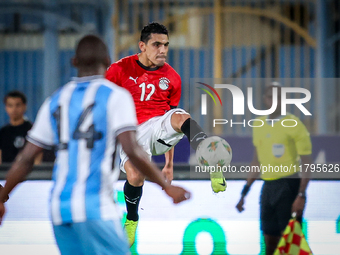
[0,142,43,224]
[118,130,190,204]
[0,185,8,203]
[236,149,261,212]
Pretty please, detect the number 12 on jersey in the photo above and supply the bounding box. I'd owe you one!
[139,83,155,101]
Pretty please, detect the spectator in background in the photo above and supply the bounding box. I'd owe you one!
[0,91,42,164]
[236,83,312,254]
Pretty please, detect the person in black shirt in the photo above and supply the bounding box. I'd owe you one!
[0,91,42,164]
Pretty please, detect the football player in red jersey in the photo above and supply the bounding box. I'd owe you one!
[106,22,226,246]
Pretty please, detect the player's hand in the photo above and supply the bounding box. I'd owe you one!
[0,185,9,203]
[291,196,305,217]
[162,165,173,184]
[236,197,245,212]
[164,185,191,204]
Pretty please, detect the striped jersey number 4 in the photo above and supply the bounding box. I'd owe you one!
[139,83,155,101]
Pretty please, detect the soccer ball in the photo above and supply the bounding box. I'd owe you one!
[196,136,232,167]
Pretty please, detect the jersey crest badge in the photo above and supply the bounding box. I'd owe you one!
[272,143,285,158]
[159,77,170,90]
[14,136,25,148]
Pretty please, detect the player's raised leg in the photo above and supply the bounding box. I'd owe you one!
[171,112,227,193]
[123,160,145,247]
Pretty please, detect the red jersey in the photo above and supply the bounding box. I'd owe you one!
[106,54,181,124]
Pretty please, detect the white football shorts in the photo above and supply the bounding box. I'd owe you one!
[120,108,187,172]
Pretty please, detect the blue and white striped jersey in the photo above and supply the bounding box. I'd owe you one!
[27,75,137,225]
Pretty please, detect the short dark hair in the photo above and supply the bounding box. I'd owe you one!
[140,22,168,43]
[4,90,27,105]
[75,35,109,68]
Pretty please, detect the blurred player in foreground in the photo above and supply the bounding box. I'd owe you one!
[236,83,312,254]
[0,35,190,255]
[106,22,226,246]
